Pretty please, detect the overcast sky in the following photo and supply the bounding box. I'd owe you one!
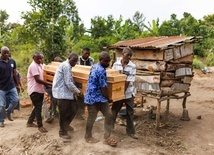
[1,0,214,28]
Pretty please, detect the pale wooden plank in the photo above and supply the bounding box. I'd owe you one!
[135,75,160,84]
[132,60,166,71]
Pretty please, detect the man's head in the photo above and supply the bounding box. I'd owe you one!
[1,46,10,60]
[40,53,45,64]
[82,47,90,60]
[54,56,63,62]
[33,51,43,64]
[68,53,78,67]
[99,51,111,68]
[122,47,133,63]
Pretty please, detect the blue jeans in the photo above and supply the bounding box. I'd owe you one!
[0,87,19,122]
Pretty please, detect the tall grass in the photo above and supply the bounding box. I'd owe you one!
[192,55,205,69]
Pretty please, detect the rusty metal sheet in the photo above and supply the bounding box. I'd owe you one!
[108,36,196,50]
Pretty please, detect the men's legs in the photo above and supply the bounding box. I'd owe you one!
[66,100,78,128]
[125,97,136,135]
[100,103,114,139]
[0,90,6,125]
[58,99,72,136]
[111,100,124,126]
[45,88,57,117]
[6,87,19,120]
[28,92,44,128]
[51,98,58,116]
[42,98,50,120]
[85,104,99,139]
[76,96,85,119]
[27,107,36,124]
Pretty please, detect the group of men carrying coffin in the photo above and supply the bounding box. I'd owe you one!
[0,46,138,147]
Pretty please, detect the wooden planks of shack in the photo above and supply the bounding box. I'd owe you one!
[108,36,201,128]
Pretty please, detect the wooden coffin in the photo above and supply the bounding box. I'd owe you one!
[43,62,126,102]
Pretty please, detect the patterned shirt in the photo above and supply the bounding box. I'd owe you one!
[112,58,136,99]
[78,56,94,66]
[84,63,108,105]
[52,59,80,100]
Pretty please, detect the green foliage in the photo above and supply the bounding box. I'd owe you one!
[11,44,36,75]
[205,52,214,66]
[2,4,214,70]
[90,52,99,63]
[193,56,205,69]
[159,14,180,36]
[20,0,84,62]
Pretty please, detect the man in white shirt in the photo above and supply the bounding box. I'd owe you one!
[111,47,138,139]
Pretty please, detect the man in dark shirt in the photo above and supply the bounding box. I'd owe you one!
[0,46,20,127]
[76,47,94,120]
[78,47,94,66]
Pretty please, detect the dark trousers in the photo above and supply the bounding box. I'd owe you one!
[111,97,135,134]
[45,88,58,116]
[57,99,78,135]
[85,102,113,139]
[27,92,44,128]
[76,96,85,118]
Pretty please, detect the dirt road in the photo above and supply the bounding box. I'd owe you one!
[0,69,214,155]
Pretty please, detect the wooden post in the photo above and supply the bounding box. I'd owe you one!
[182,92,187,109]
[164,98,170,123]
[180,92,190,121]
[156,100,161,129]
[141,96,144,107]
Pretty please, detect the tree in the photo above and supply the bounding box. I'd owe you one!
[159,14,180,36]
[132,11,146,34]
[141,19,160,37]
[179,12,200,36]
[21,0,84,61]
[0,10,9,35]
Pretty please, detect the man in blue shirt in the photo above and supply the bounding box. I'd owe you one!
[84,51,117,147]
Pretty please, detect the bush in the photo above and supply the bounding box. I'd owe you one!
[205,52,214,66]
[193,56,205,69]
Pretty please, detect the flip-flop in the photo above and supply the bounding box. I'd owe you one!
[103,137,117,147]
[26,123,38,127]
[38,127,48,133]
[85,137,99,143]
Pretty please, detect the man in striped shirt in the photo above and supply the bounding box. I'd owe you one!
[111,47,138,139]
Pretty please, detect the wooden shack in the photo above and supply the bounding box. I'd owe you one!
[43,62,127,102]
[108,36,200,128]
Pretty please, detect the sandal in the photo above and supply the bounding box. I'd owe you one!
[103,138,117,147]
[85,137,99,143]
[38,127,48,133]
[26,123,38,127]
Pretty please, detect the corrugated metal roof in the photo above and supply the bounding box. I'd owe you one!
[108,36,198,50]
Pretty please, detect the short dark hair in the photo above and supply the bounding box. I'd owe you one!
[123,47,132,54]
[33,51,41,57]
[82,47,90,52]
[68,53,78,59]
[54,56,62,62]
[99,51,110,61]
